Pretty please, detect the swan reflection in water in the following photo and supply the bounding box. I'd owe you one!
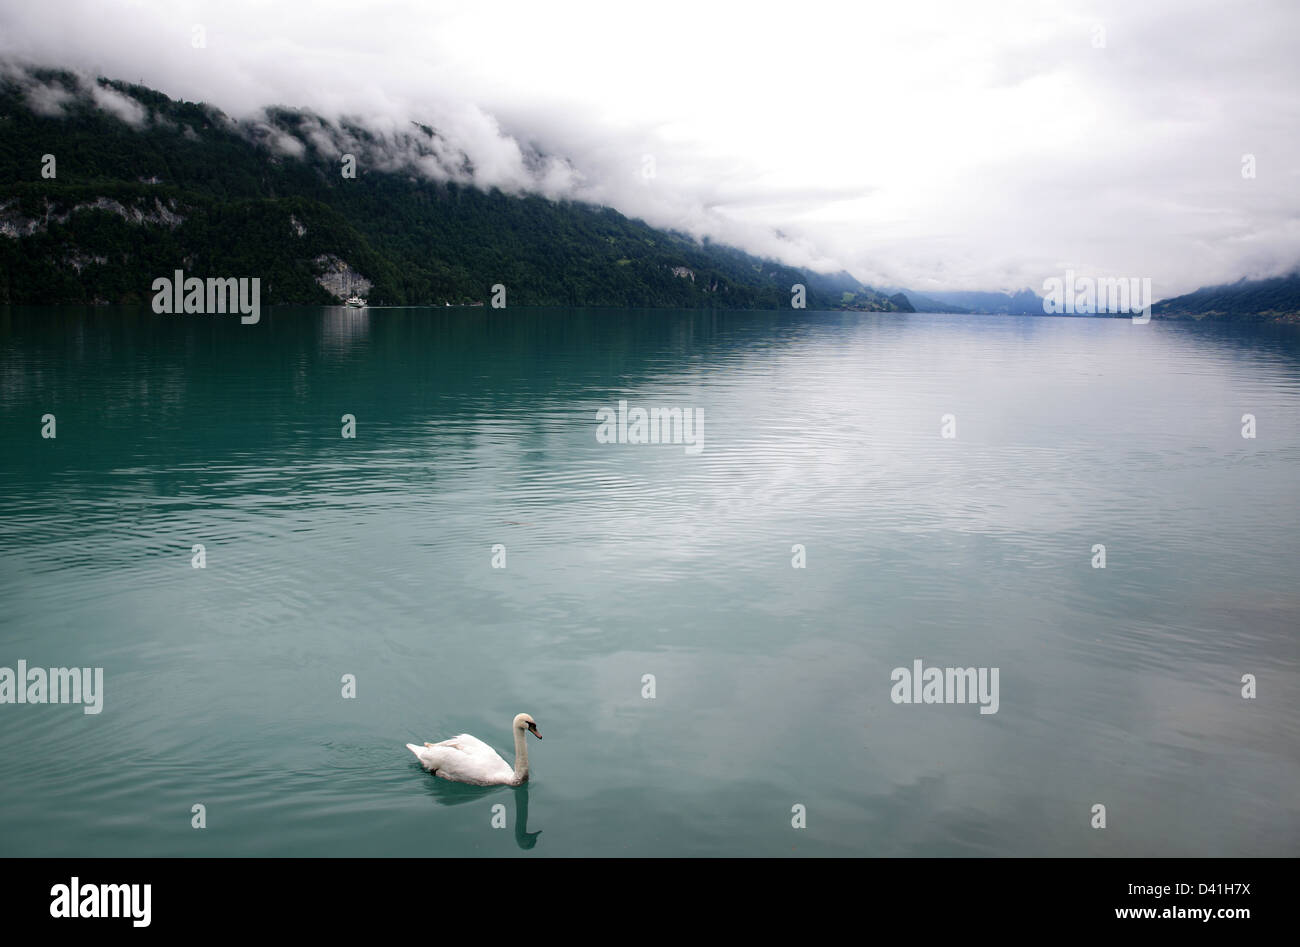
[512,786,541,850]
[417,776,542,850]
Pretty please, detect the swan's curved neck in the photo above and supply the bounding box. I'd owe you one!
[512,726,530,784]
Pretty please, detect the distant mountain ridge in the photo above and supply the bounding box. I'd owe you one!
[0,68,906,311]
[903,278,1300,324]
[898,288,1045,315]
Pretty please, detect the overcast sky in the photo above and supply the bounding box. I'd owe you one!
[2,0,1297,297]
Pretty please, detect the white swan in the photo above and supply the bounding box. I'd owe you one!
[406,713,541,786]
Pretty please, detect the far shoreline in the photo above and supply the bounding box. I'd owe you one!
[2,303,1299,324]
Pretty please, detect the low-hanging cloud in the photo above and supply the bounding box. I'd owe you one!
[88,82,147,127]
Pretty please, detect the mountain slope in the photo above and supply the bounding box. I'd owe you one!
[0,69,904,311]
[1152,273,1300,323]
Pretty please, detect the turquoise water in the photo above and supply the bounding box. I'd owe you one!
[0,306,1297,856]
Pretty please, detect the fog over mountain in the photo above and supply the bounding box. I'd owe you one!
[2,0,1298,299]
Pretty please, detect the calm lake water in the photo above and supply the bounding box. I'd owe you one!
[1,306,1297,857]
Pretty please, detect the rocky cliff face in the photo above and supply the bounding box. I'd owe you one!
[313,254,373,299]
[0,195,184,238]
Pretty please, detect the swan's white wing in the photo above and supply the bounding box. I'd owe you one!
[431,733,494,755]
[406,733,513,785]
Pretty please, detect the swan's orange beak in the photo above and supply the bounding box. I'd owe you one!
[528,724,542,740]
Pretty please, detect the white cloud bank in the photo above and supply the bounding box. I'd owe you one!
[1,0,1297,297]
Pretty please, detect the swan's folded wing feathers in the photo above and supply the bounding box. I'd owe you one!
[440,733,494,756]
[407,743,452,771]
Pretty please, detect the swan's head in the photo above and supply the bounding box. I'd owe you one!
[514,713,542,740]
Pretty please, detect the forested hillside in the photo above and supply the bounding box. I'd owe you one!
[0,69,906,311]
[1152,273,1300,323]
